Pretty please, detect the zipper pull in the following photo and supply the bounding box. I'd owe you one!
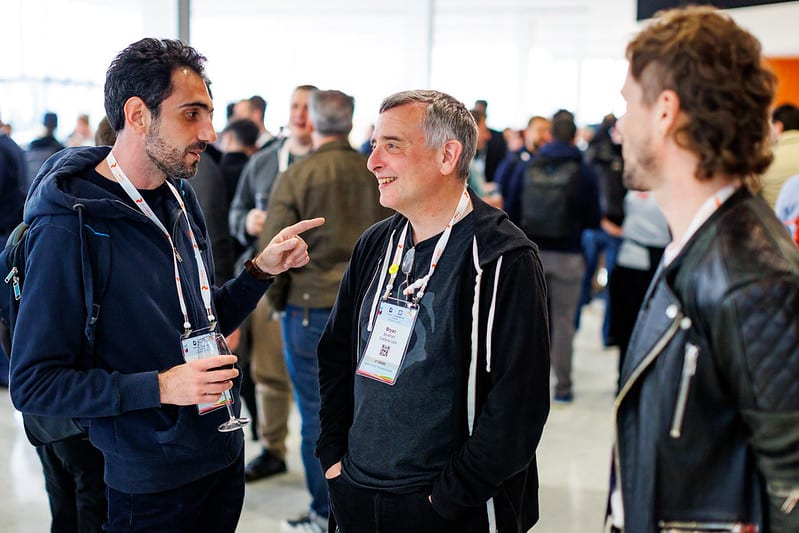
[4,266,17,284]
[173,247,183,263]
[781,489,799,514]
[670,343,699,438]
[12,276,21,301]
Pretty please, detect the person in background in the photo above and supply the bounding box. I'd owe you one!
[576,114,626,345]
[228,84,318,485]
[65,114,95,147]
[774,172,799,245]
[25,111,65,187]
[220,118,259,206]
[94,117,116,147]
[261,88,392,533]
[494,115,552,222]
[610,7,799,531]
[472,99,507,182]
[606,190,669,383]
[232,95,273,149]
[759,103,799,208]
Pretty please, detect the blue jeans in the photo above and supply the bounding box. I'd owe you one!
[282,305,330,519]
[576,229,621,344]
[105,451,244,533]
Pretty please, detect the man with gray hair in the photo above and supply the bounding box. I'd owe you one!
[260,89,392,532]
[316,90,550,532]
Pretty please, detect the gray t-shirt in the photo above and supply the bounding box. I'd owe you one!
[342,213,475,492]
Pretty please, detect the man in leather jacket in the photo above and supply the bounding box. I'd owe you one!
[610,7,799,532]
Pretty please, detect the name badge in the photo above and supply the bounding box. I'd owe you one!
[181,330,233,415]
[357,301,417,385]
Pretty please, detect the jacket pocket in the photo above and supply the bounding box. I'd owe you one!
[670,343,699,439]
[658,520,758,532]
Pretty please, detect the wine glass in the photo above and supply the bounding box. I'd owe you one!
[210,332,250,433]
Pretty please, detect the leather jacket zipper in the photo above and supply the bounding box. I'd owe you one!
[770,485,799,514]
[613,304,689,520]
[658,519,758,532]
[670,342,699,438]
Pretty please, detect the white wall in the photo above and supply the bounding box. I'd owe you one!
[727,2,799,56]
[1,0,797,145]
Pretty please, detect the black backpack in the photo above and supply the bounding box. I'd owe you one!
[519,156,581,240]
[0,204,111,446]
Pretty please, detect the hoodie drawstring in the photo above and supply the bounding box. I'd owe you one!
[486,256,502,373]
[470,236,500,533]
[468,237,483,435]
[367,229,397,332]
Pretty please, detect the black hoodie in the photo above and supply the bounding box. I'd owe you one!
[317,188,550,532]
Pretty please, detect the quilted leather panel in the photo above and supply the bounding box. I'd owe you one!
[735,278,799,411]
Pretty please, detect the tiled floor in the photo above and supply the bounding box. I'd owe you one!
[0,300,617,532]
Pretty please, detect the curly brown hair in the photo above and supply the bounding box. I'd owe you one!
[627,6,776,188]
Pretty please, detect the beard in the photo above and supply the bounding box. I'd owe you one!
[621,139,657,192]
[144,119,206,180]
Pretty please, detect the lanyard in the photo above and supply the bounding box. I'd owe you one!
[106,152,215,334]
[382,189,471,305]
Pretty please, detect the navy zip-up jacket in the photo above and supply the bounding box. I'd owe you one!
[9,146,271,493]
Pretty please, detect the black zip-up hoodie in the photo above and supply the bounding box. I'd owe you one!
[317,188,551,532]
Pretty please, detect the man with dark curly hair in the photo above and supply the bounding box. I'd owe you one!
[609,6,799,532]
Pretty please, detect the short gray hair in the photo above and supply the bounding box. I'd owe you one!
[379,90,477,180]
[308,89,354,136]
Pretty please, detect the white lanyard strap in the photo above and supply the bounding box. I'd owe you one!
[383,189,471,305]
[106,152,215,333]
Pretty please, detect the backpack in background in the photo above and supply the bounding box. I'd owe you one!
[0,206,110,446]
[519,156,581,241]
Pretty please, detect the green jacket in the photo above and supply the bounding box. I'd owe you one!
[260,138,392,309]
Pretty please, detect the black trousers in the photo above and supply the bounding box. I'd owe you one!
[328,475,488,533]
[36,436,106,533]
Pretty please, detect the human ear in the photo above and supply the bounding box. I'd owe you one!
[122,97,151,134]
[440,139,463,176]
[656,89,680,138]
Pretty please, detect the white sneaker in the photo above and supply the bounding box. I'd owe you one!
[280,510,328,533]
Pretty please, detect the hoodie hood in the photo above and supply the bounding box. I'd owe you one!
[24,146,140,224]
[467,187,537,266]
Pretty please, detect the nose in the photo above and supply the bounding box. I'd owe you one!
[200,116,217,144]
[367,145,381,173]
[615,115,626,142]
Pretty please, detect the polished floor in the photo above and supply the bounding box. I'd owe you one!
[0,299,617,532]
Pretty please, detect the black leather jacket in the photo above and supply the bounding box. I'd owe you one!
[614,189,799,532]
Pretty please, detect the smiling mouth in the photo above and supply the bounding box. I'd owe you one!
[377,177,396,185]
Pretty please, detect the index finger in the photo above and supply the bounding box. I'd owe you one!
[279,217,326,238]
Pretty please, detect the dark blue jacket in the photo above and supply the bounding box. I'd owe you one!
[512,140,600,253]
[0,134,26,235]
[10,146,270,493]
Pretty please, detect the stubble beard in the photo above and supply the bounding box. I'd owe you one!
[144,120,203,180]
[621,144,657,192]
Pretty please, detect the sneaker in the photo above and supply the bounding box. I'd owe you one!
[280,511,328,532]
[554,392,574,404]
[244,449,287,482]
